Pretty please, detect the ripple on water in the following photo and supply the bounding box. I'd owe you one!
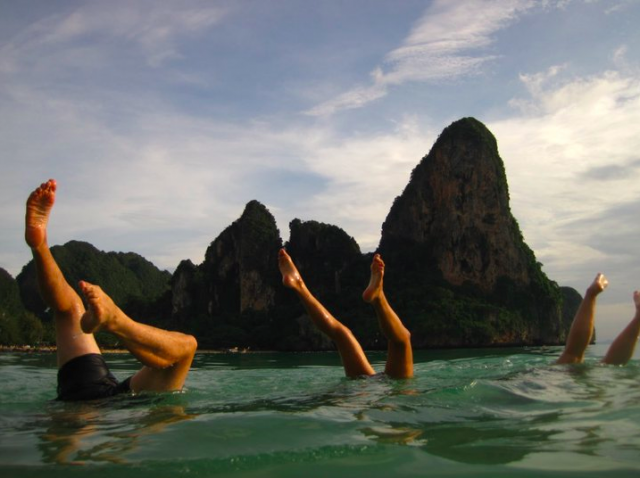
[0,350,639,476]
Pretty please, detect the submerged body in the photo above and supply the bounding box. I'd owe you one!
[25,179,197,400]
[278,248,413,379]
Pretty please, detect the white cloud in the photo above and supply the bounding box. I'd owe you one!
[292,116,436,250]
[0,0,226,72]
[305,83,388,117]
[0,66,438,277]
[2,0,638,343]
[307,0,536,116]
[489,65,640,317]
[612,45,628,67]
[603,0,638,15]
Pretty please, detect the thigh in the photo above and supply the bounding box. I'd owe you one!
[55,308,101,368]
[130,357,193,394]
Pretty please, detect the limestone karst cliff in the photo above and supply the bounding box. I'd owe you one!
[379,117,566,346]
[170,200,283,348]
[6,117,581,349]
[282,219,370,350]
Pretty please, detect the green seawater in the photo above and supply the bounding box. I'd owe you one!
[1,345,639,477]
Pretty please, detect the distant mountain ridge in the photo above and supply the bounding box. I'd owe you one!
[3,118,580,349]
[14,241,171,346]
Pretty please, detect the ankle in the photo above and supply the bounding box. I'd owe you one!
[371,290,388,304]
[295,282,312,299]
[108,309,131,334]
[30,241,49,255]
[584,288,601,299]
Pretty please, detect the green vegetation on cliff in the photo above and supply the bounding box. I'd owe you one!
[0,268,51,345]
[16,240,171,346]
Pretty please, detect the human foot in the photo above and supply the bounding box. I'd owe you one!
[25,179,56,249]
[278,249,305,291]
[363,254,385,303]
[634,290,640,313]
[586,273,608,297]
[79,281,123,334]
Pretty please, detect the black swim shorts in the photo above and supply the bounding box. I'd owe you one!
[57,353,132,401]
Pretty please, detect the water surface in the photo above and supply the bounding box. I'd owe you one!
[1,345,639,477]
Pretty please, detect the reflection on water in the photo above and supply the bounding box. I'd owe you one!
[38,397,194,465]
[0,348,639,477]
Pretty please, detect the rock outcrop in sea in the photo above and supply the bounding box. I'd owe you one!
[171,200,283,348]
[379,118,566,347]
[6,117,581,349]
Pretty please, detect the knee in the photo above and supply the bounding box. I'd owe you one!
[332,323,359,346]
[184,334,198,357]
[391,329,411,346]
[55,301,85,322]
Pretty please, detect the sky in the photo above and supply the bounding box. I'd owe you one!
[1,0,639,340]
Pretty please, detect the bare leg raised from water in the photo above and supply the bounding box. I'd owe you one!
[363,254,413,378]
[602,291,640,365]
[556,273,608,364]
[25,179,100,367]
[278,248,375,378]
[79,281,197,392]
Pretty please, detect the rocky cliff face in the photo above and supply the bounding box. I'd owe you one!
[169,200,284,348]
[3,117,579,350]
[379,118,565,346]
[170,259,201,326]
[201,200,282,317]
[561,286,588,341]
[381,118,529,290]
[281,219,370,350]
[286,219,363,295]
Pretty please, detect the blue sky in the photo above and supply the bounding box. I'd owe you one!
[1,0,639,340]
